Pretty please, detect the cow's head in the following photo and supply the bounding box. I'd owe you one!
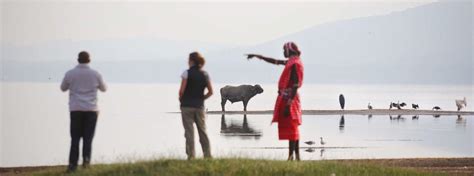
[253,84,264,94]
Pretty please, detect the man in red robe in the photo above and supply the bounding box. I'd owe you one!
[246,42,304,160]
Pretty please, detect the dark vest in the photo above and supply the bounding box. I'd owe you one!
[180,66,208,108]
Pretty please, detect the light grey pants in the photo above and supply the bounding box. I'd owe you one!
[180,107,212,159]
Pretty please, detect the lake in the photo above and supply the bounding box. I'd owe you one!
[1,83,473,167]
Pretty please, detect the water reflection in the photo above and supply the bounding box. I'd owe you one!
[389,115,405,122]
[456,115,467,128]
[412,115,419,120]
[320,148,325,158]
[339,115,345,133]
[220,114,262,139]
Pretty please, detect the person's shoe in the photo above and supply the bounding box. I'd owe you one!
[83,157,91,169]
[66,165,77,173]
[287,154,294,161]
[83,161,90,169]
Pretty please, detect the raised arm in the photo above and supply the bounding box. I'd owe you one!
[246,54,287,65]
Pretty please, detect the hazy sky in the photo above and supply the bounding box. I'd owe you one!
[2,0,435,46]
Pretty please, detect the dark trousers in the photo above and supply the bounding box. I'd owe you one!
[69,111,98,167]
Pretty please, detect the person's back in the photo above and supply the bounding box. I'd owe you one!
[61,51,106,173]
[180,66,208,108]
[178,52,213,160]
[62,64,106,111]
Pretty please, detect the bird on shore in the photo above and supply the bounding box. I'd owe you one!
[412,104,419,109]
[400,102,407,108]
[368,103,373,110]
[455,97,467,111]
[304,141,315,145]
[389,102,393,109]
[339,94,345,110]
[391,102,402,109]
[432,106,441,111]
[320,137,326,146]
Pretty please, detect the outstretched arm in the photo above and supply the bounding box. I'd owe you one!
[246,54,287,65]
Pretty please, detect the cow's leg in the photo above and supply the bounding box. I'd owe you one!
[221,98,227,112]
[243,100,249,112]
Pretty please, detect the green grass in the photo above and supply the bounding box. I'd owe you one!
[32,159,446,176]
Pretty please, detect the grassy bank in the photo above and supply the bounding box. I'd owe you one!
[29,159,446,176]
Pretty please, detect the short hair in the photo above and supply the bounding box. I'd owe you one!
[189,52,205,68]
[78,51,90,64]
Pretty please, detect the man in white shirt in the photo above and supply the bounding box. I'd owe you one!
[60,51,106,172]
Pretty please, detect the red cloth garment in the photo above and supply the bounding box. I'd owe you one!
[272,56,304,140]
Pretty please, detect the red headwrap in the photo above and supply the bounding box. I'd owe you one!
[284,42,301,56]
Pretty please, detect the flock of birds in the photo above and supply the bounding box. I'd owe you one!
[304,137,326,156]
[366,97,467,111]
[299,95,468,157]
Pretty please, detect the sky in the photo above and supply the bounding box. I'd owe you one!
[1,0,436,46]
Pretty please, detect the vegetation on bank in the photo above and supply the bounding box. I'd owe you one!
[31,159,446,176]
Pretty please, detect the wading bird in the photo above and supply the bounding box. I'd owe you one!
[455,97,467,111]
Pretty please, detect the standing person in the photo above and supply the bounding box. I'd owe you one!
[246,42,304,161]
[179,52,213,160]
[60,51,107,172]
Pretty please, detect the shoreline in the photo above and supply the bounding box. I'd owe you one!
[2,157,473,175]
[171,109,474,116]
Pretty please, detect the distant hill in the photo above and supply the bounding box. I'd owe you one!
[2,1,472,85]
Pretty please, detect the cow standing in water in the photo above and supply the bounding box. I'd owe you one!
[220,84,264,112]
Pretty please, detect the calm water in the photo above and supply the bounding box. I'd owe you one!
[1,83,473,167]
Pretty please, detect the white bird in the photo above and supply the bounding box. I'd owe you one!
[455,97,467,111]
[320,137,326,146]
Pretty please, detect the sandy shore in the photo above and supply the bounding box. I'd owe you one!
[203,109,474,116]
[1,158,473,175]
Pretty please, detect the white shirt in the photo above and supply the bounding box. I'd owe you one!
[61,64,107,111]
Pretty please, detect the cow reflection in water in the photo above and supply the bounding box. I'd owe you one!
[220,114,262,139]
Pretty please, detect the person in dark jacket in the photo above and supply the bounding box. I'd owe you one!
[179,52,214,160]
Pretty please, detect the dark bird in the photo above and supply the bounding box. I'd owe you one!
[432,106,441,111]
[339,94,345,110]
[400,102,407,107]
[368,103,373,110]
[412,104,419,109]
[304,141,315,145]
[389,102,393,109]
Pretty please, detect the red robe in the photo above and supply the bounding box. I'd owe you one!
[272,56,304,140]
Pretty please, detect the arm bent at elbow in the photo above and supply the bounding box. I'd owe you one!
[204,81,213,100]
[179,78,187,101]
[98,74,107,92]
[60,75,69,92]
